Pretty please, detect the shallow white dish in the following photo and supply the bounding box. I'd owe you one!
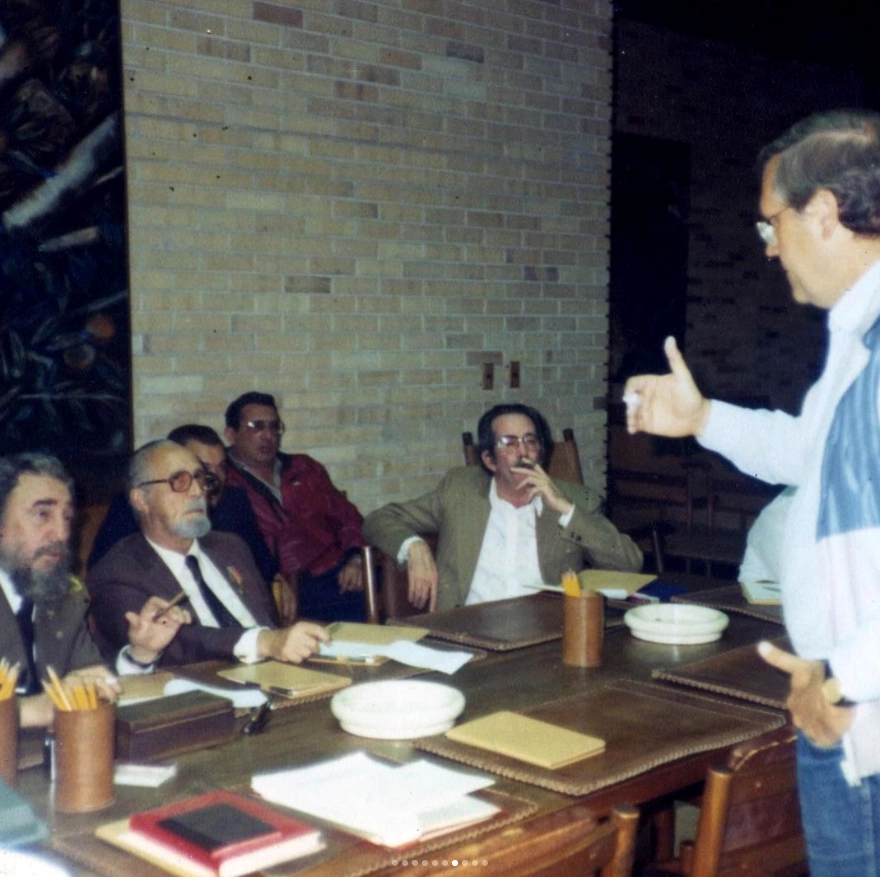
[330,679,466,740]
[623,604,729,645]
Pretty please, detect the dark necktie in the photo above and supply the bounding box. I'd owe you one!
[16,597,39,695]
[184,555,240,628]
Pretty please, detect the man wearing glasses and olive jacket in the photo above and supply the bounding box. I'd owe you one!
[363,403,642,612]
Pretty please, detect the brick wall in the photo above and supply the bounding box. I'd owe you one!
[120,0,615,512]
[614,20,865,414]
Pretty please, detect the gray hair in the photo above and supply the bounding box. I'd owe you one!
[127,439,180,492]
[759,110,880,235]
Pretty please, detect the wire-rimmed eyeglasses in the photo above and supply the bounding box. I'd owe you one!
[755,205,793,248]
[495,434,541,452]
[244,419,285,436]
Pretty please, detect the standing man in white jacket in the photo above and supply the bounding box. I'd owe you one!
[625,109,880,877]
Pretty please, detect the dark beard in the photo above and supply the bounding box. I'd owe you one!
[4,543,72,606]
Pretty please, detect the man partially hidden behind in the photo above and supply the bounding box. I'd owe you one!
[88,440,328,667]
[224,392,365,622]
[363,403,643,612]
[0,453,187,728]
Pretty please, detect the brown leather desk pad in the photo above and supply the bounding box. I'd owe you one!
[415,678,784,795]
[54,787,537,877]
[671,584,784,625]
[652,635,792,709]
[394,593,623,652]
[173,647,486,714]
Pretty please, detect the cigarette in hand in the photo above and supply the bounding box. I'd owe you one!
[623,391,641,413]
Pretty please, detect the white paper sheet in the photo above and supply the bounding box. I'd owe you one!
[252,751,497,848]
[317,639,472,674]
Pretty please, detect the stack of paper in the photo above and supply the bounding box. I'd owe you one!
[252,751,499,848]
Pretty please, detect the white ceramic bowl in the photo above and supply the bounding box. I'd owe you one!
[623,603,729,644]
[330,680,466,739]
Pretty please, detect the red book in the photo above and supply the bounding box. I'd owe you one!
[127,789,324,877]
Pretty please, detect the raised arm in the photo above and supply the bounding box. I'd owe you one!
[624,336,712,438]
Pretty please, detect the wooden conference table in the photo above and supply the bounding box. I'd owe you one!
[17,581,790,877]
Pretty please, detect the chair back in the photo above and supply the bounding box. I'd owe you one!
[422,803,638,877]
[462,427,584,485]
[683,726,806,877]
[73,503,109,576]
[361,542,431,624]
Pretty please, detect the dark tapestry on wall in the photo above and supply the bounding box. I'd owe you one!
[609,133,690,387]
[0,0,130,501]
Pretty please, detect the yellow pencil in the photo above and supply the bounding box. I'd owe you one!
[85,681,98,709]
[70,683,89,710]
[46,666,74,711]
[42,680,68,711]
[562,569,582,597]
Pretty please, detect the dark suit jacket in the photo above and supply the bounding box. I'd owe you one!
[87,531,277,667]
[363,466,643,610]
[0,578,104,681]
[87,486,278,583]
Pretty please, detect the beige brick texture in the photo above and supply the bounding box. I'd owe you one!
[122,0,614,511]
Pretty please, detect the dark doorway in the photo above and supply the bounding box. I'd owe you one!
[608,133,690,386]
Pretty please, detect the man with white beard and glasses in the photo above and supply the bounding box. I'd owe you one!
[0,452,188,728]
[88,440,328,667]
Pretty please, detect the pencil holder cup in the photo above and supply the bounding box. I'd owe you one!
[53,701,115,813]
[563,591,604,668]
[0,695,18,787]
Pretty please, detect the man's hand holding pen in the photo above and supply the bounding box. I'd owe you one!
[125,594,192,666]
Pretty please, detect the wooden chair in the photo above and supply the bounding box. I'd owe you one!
[651,461,753,576]
[361,534,437,624]
[72,502,109,576]
[649,726,807,877]
[402,803,639,877]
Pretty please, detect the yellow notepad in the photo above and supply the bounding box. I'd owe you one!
[577,570,657,595]
[217,662,351,697]
[445,711,605,769]
[325,621,428,644]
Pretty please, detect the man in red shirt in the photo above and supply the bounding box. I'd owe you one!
[224,392,365,622]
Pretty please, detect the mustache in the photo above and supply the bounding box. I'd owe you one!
[34,541,71,562]
[185,498,207,514]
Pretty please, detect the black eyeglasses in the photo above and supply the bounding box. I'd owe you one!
[137,469,216,494]
[244,419,285,436]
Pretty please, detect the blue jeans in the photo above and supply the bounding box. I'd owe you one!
[798,732,880,876]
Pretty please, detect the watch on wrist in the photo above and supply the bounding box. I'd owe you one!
[821,660,856,707]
